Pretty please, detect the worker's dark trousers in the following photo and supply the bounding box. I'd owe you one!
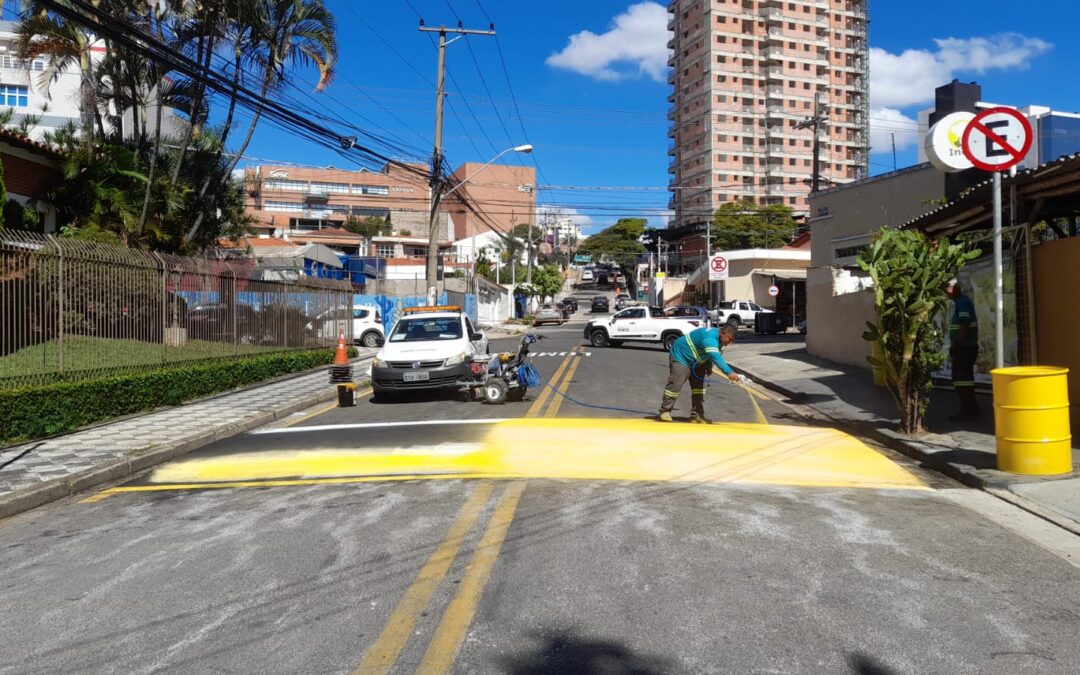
[951,344,980,417]
[660,358,709,417]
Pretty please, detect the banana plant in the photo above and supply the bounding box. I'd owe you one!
[858,229,978,434]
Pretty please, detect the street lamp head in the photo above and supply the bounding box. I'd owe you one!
[512,144,533,154]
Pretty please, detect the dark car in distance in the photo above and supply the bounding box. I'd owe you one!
[559,297,578,314]
[663,305,712,326]
[590,296,610,313]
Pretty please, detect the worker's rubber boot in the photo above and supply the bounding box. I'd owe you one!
[658,411,674,422]
[689,414,713,424]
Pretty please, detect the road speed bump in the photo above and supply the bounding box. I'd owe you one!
[144,418,926,491]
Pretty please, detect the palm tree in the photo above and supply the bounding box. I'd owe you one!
[184,0,338,244]
[15,2,101,146]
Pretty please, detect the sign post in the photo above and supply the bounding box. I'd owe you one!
[961,107,1032,369]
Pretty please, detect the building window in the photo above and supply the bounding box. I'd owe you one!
[354,185,390,196]
[1,84,29,108]
[406,246,428,257]
[0,56,44,71]
[263,201,304,213]
[264,179,307,192]
[311,181,349,194]
[376,244,395,258]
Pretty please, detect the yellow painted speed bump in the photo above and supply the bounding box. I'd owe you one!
[147,418,926,491]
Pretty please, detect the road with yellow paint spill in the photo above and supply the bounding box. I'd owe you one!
[5,304,1080,673]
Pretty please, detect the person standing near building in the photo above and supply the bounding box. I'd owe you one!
[659,325,741,423]
[946,279,980,420]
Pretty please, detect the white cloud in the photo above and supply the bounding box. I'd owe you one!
[538,206,594,228]
[546,2,671,82]
[869,34,1051,156]
[869,107,920,154]
[870,33,1052,110]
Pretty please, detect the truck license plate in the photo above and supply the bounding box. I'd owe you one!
[403,370,430,382]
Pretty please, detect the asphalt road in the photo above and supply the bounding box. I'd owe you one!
[3,280,1080,673]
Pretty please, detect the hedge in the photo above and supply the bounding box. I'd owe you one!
[0,348,353,445]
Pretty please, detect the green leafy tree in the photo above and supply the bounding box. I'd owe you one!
[576,218,647,269]
[711,201,797,251]
[345,215,390,239]
[858,229,979,434]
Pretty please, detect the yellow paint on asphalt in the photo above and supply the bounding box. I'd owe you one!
[524,347,579,417]
[79,492,115,504]
[418,481,526,672]
[740,384,769,425]
[91,473,487,497]
[144,418,927,491]
[544,349,583,418]
[354,482,493,674]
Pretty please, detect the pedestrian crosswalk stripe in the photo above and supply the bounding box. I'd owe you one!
[532,351,590,358]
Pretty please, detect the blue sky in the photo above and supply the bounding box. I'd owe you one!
[9,1,1074,234]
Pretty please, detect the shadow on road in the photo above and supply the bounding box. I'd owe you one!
[499,629,675,674]
[848,652,901,675]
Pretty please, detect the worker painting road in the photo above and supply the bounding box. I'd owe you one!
[3,320,1080,673]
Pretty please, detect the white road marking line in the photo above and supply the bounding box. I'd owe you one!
[250,418,512,436]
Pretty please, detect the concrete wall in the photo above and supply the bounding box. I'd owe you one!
[1033,236,1080,404]
[806,164,944,367]
[806,267,876,368]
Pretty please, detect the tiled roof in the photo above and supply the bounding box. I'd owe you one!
[0,128,64,161]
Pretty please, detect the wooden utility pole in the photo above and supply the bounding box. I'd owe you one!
[795,92,826,194]
[419,20,496,293]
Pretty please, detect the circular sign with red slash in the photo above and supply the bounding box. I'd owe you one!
[768,285,780,297]
[710,256,727,273]
[709,254,729,280]
[961,106,1032,172]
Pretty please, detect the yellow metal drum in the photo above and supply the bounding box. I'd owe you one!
[991,366,1073,475]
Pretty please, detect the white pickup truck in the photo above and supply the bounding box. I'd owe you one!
[584,305,705,351]
[710,300,773,328]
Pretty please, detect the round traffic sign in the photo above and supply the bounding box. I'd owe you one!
[768,285,779,297]
[961,107,1032,172]
[710,256,727,273]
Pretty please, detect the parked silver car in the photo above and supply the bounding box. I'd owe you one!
[533,304,566,326]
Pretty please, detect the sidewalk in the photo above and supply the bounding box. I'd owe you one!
[0,352,375,520]
[732,334,1080,534]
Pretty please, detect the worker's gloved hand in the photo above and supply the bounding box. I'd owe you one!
[727,372,742,384]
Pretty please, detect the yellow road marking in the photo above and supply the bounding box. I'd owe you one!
[89,473,487,497]
[418,481,526,672]
[525,347,578,417]
[79,388,374,505]
[544,348,583,418]
[354,482,494,674]
[145,419,927,491]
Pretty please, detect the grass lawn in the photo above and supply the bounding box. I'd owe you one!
[0,336,279,385]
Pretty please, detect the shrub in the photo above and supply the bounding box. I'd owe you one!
[0,348,348,444]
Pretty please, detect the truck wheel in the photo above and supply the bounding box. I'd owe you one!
[483,378,509,404]
[726,315,741,327]
[590,330,610,347]
[361,331,381,348]
[662,333,680,352]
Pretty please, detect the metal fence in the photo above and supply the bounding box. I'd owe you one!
[1,232,354,390]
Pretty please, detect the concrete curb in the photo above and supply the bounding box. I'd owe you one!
[0,358,373,521]
[736,362,1080,534]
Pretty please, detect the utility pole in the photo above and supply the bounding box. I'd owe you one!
[890,133,897,171]
[795,91,826,194]
[419,20,496,294]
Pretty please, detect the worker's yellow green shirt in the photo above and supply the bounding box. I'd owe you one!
[671,327,733,375]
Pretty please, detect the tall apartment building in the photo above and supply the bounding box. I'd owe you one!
[666,0,869,229]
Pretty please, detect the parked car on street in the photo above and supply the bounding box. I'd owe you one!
[664,305,712,326]
[710,300,773,327]
[312,305,385,347]
[580,269,594,282]
[370,306,487,399]
[559,297,578,314]
[590,296,610,313]
[584,305,704,351]
[185,303,262,344]
[533,304,566,326]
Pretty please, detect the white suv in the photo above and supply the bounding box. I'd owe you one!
[314,305,384,347]
[370,306,488,399]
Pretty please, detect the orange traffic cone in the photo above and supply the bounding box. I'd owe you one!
[333,331,349,366]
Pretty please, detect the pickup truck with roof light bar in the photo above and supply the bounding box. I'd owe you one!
[584,305,702,351]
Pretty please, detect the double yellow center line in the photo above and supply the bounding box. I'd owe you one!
[355,480,525,674]
[525,346,583,418]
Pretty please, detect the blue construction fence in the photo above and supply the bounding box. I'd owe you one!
[353,292,478,333]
